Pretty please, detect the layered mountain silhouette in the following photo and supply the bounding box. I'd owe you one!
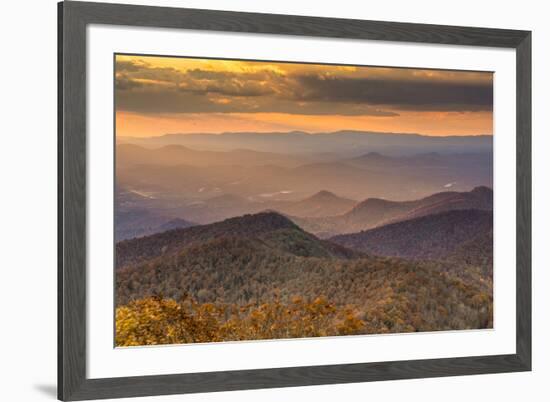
[348,151,491,170]
[118,130,492,155]
[293,186,493,237]
[115,209,196,241]
[330,209,493,260]
[117,143,311,168]
[117,142,492,202]
[116,210,493,334]
[115,132,495,339]
[267,190,356,218]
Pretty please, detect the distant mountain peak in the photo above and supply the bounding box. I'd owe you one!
[471,185,493,194]
[348,152,396,166]
[356,151,390,159]
[310,190,339,199]
[351,197,397,210]
[115,211,362,269]
[224,211,300,231]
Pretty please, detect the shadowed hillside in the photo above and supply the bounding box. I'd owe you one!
[115,209,195,241]
[330,209,492,260]
[116,212,359,269]
[116,212,493,344]
[268,190,357,218]
[293,186,492,237]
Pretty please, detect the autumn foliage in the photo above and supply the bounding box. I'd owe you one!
[116,295,365,346]
[115,211,493,346]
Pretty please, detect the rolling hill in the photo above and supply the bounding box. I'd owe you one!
[268,190,357,218]
[116,211,493,337]
[330,209,493,260]
[115,209,196,241]
[293,186,493,237]
[348,151,491,171]
[116,212,359,269]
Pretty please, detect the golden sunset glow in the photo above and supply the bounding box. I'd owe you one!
[115,55,493,137]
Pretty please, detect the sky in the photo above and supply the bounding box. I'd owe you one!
[115,54,493,137]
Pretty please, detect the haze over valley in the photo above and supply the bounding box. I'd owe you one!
[116,131,492,240]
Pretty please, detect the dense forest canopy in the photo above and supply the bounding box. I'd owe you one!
[116,210,493,346]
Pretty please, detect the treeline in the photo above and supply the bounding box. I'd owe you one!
[330,209,493,260]
[116,236,492,341]
[116,212,356,269]
[115,211,493,345]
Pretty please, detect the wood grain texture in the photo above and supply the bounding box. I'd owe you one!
[65,1,528,47]
[67,354,528,401]
[59,1,88,400]
[515,32,532,370]
[58,1,532,400]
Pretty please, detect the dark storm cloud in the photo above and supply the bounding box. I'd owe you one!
[181,77,275,97]
[116,87,397,116]
[295,74,493,112]
[115,76,144,90]
[115,61,397,116]
[115,59,492,115]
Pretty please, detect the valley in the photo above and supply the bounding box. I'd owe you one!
[114,131,493,346]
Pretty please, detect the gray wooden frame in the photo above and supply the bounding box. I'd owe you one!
[58,1,532,400]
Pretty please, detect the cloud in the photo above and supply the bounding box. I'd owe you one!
[115,58,492,115]
[294,74,493,111]
[115,60,145,72]
[115,76,144,90]
[116,87,397,116]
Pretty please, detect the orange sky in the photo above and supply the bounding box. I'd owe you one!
[115,55,493,137]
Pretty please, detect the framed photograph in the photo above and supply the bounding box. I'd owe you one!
[58,1,531,400]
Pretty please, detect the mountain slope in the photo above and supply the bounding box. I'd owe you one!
[330,209,493,260]
[269,190,356,218]
[348,151,491,170]
[294,186,493,237]
[116,143,309,168]
[117,146,492,203]
[115,209,196,241]
[444,230,493,275]
[116,221,493,334]
[116,212,358,269]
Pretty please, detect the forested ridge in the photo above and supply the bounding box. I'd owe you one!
[116,211,493,346]
[290,186,493,238]
[330,209,493,260]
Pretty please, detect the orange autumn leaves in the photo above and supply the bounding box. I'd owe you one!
[115,295,365,346]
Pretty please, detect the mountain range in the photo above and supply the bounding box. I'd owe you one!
[290,186,492,237]
[116,212,359,269]
[115,208,196,241]
[330,209,493,260]
[118,130,492,156]
[116,210,493,335]
[117,143,314,168]
[115,130,494,341]
[117,145,492,224]
[116,184,493,241]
